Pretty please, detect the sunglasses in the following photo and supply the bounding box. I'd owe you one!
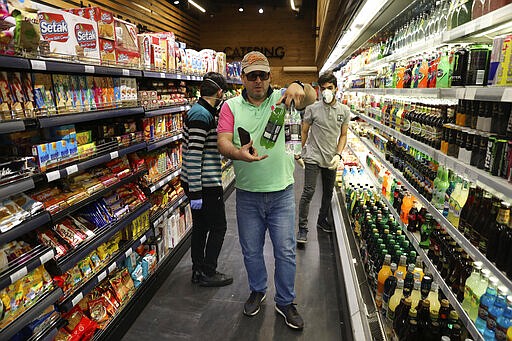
[245,71,270,81]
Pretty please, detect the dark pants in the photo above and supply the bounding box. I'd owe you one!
[183,184,227,276]
[298,163,336,232]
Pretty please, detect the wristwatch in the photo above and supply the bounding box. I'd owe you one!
[292,80,305,90]
[336,153,343,159]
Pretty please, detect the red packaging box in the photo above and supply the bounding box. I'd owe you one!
[67,7,115,40]
[116,48,140,68]
[99,38,116,65]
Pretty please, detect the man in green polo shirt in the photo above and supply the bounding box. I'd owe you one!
[217,51,316,331]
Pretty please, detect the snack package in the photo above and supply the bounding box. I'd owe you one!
[113,17,138,52]
[37,7,100,62]
[37,229,68,258]
[67,7,114,41]
[99,38,115,65]
[32,73,57,116]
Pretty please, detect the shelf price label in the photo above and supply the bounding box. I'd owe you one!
[31,60,47,71]
[140,235,147,244]
[72,293,84,307]
[160,72,166,78]
[122,69,130,76]
[39,250,55,264]
[97,271,107,283]
[108,263,117,273]
[125,248,133,258]
[65,165,78,176]
[10,267,28,283]
[465,88,477,100]
[502,88,512,102]
[84,65,95,73]
[110,151,119,160]
[177,74,182,79]
[46,170,61,183]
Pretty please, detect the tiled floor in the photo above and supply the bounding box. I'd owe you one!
[122,168,348,341]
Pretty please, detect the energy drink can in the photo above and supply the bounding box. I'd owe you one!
[490,138,507,176]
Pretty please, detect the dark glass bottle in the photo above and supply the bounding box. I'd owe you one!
[479,198,501,254]
[496,206,512,272]
[486,201,511,263]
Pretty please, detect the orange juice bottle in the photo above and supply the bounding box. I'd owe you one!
[376,254,393,309]
[400,194,414,224]
[382,171,390,196]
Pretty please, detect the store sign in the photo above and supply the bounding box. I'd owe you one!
[223,46,285,59]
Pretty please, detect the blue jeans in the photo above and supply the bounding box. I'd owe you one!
[236,185,296,306]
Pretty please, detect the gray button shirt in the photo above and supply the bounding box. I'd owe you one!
[302,100,350,168]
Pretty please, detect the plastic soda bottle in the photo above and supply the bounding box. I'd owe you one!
[260,103,286,149]
[284,102,302,155]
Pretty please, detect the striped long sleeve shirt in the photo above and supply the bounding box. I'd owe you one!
[181,98,223,199]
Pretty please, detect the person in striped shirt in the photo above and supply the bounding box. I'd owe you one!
[181,72,233,287]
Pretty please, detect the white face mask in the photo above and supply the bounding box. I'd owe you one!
[322,89,334,104]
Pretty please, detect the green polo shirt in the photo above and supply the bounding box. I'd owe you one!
[224,89,294,192]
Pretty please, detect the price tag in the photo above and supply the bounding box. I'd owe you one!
[467,168,478,182]
[66,165,78,176]
[108,263,117,273]
[97,271,107,282]
[158,180,165,189]
[85,65,95,73]
[187,75,191,80]
[177,74,182,79]
[160,72,166,78]
[122,69,130,76]
[39,250,55,264]
[140,235,147,243]
[10,267,28,283]
[110,151,119,160]
[466,87,477,100]
[180,106,185,112]
[31,60,46,70]
[456,88,466,99]
[125,248,133,258]
[150,185,156,193]
[502,88,512,102]
[72,293,84,307]
[46,170,61,183]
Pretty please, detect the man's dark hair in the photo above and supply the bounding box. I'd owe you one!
[318,72,337,88]
[200,72,228,97]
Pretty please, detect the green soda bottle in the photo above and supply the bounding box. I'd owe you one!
[260,103,286,149]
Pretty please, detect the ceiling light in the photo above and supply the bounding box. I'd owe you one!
[239,7,244,12]
[174,0,179,4]
[290,0,297,11]
[259,8,263,14]
[188,0,206,13]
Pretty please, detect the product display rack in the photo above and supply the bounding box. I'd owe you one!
[144,105,191,118]
[57,228,155,313]
[0,287,63,340]
[0,245,55,291]
[347,140,484,340]
[343,3,512,79]
[356,109,512,201]
[46,202,151,276]
[146,132,183,152]
[146,168,182,194]
[26,314,66,341]
[354,129,512,291]
[0,211,51,245]
[151,194,187,229]
[91,229,192,341]
[37,107,145,128]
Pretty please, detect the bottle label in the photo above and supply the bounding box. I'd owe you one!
[263,121,281,143]
[497,208,510,225]
[411,121,422,136]
[495,324,508,341]
[478,303,490,321]
[487,312,499,331]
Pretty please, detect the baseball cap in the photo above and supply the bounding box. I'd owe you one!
[241,51,270,74]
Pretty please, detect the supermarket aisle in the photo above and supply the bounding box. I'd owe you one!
[122,168,350,341]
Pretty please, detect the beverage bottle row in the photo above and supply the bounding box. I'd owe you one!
[342,165,472,340]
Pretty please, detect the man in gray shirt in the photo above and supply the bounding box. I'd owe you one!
[296,72,350,244]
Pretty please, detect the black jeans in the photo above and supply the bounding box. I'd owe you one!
[183,184,227,276]
[298,163,336,231]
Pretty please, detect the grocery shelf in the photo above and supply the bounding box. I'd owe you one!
[0,211,51,245]
[442,3,512,43]
[221,159,233,172]
[58,228,154,312]
[47,202,151,275]
[26,315,66,341]
[144,105,191,118]
[357,111,512,201]
[354,132,512,295]
[50,169,147,222]
[29,59,142,77]
[142,71,202,81]
[44,142,146,183]
[0,55,31,70]
[0,119,29,134]
[0,245,55,291]
[349,142,484,341]
[38,107,145,128]
[146,133,183,151]
[151,194,187,228]
[0,176,35,201]
[92,229,192,341]
[0,287,63,341]
[147,168,182,194]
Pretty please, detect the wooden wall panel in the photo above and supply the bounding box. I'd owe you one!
[36,0,200,48]
[200,5,318,86]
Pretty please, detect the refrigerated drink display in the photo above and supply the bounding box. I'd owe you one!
[485,286,509,336]
[495,296,512,341]
[475,276,499,332]
[487,202,511,263]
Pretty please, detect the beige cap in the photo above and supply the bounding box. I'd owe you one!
[241,51,270,74]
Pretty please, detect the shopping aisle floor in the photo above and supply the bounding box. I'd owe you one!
[122,168,349,341]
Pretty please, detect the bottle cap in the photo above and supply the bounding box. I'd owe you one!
[414,281,421,290]
[473,261,482,270]
[396,271,404,280]
[507,296,512,305]
[396,278,404,288]
[498,286,508,297]
[409,308,417,317]
[414,272,421,281]
[404,297,412,306]
[430,309,439,319]
[407,264,415,272]
[441,299,450,307]
[489,277,499,287]
[423,299,431,308]
[390,263,397,271]
[449,310,459,320]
